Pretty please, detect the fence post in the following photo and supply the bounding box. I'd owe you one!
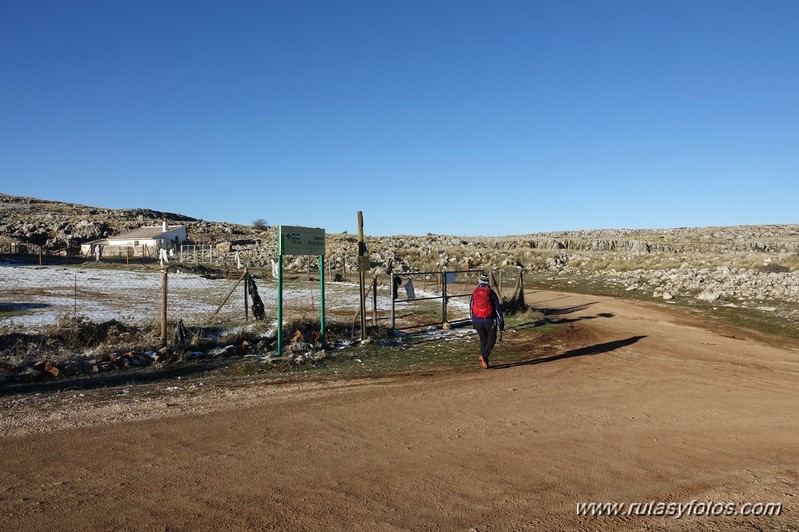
[390,272,395,330]
[372,277,377,324]
[442,270,448,325]
[161,269,168,345]
[244,268,249,322]
[357,211,367,341]
[499,269,503,299]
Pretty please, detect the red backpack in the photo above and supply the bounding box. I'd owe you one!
[471,286,494,319]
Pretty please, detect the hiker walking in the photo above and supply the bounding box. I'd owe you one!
[470,272,504,369]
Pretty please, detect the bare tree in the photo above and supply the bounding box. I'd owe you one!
[252,218,269,229]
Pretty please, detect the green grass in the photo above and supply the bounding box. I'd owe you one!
[2,314,551,396]
[685,299,799,340]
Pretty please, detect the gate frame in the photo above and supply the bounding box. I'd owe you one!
[390,269,483,330]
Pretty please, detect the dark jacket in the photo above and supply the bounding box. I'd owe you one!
[469,283,504,329]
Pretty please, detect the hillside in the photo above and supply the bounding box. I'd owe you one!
[3,192,798,265]
[2,193,799,322]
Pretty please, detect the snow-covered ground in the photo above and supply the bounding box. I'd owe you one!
[0,265,468,332]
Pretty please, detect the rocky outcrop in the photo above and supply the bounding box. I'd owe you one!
[590,266,799,304]
[0,194,199,252]
[3,193,799,311]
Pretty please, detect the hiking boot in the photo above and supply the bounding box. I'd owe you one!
[479,356,489,369]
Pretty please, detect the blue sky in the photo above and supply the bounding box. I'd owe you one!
[1,1,797,236]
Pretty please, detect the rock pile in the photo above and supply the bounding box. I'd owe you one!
[590,266,799,304]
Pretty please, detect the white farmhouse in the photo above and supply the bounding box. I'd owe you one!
[82,221,188,258]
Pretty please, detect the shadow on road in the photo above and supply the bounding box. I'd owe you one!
[544,311,615,324]
[536,302,598,316]
[0,363,216,397]
[491,336,647,370]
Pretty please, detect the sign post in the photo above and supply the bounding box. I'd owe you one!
[276,225,326,356]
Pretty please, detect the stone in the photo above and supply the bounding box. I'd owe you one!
[662,292,674,300]
[286,341,311,354]
[697,290,721,302]
[209,345,236,357]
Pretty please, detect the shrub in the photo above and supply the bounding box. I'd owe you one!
[760,263,791,273]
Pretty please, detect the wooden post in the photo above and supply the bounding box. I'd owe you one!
[161,269,168,344]
[357,211,367,340]
[39,248,43,266]
[206,271,247,326]
[498,269,503,299]
[442,270,448,325]
[390,272,395,330]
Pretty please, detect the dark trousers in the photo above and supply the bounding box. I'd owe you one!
[473,321,497,359]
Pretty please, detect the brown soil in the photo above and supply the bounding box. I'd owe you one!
[1,290,798,531]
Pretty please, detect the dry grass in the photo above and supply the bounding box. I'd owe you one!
[0,315,161,364]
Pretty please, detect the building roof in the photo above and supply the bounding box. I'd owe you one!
[108,225,185,241]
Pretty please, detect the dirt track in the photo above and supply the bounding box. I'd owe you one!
[2,290,798,530]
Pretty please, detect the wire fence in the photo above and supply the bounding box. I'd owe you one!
[389,268,525,330]
[1,254,526,350]
[0,262,395,342]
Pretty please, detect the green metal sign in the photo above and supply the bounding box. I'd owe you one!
[279,225,325,256]
[276,225,326,357]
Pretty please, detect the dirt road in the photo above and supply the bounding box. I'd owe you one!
[2,290,798,530]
